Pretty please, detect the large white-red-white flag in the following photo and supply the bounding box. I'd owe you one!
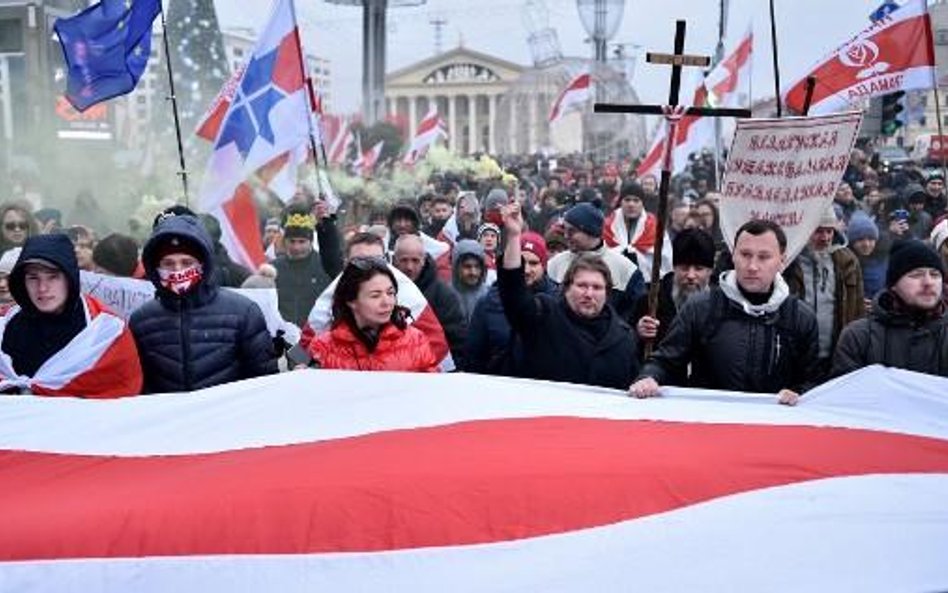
[637,28,753,181]
[783,0,935,115]
[196,0,312,270]
[403,107,448,165]
[548,72,591,123]
[1,367,948,591]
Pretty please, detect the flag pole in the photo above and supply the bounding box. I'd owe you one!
[932,76,948,186]
[157,3,190,206]
[769,0,782,117]
[287,0,328,169]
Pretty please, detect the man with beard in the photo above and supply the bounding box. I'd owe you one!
[633,228,715,354]
[423,195,454,237]
[832,240,947,377]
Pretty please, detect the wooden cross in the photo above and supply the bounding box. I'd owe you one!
[594,20,752,355]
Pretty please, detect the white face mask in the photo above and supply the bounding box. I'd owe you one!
[157,264,203,295]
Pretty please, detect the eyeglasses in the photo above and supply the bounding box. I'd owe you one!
[4,222,28,231]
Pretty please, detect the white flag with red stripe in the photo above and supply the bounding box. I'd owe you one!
[549,71,591,123]
[783,0,935,115]
[1,366,948,591]
[636,29,753,180]
[197,0,312,271]
[404,107,448,165]
[353,140,384,176]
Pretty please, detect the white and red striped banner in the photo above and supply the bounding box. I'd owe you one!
[404,107,448,165]
[1,366,947,591]
[783,0,935,115]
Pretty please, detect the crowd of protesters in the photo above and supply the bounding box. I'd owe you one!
[0,144,946,400]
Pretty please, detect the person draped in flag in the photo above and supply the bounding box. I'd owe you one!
[602,181,673,282]
[0,234,142,397]
[307,257,438,372]
[629,220,819,405]
[130,213,277,393]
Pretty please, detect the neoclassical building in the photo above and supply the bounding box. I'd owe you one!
[385,47,525,156]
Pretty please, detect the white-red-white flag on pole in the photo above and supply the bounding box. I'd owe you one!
[783,0,935,115]
[636,29,753,181]
[548,72,591,123]
[326,116,354,166]
[403,107,448,165]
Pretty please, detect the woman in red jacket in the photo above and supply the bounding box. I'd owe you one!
[308,256,438,372]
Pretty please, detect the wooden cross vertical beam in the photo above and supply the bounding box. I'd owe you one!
[593,19,751,356]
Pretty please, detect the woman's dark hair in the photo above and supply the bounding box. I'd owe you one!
[331,257,409,334]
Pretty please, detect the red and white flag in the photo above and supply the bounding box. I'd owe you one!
[783,0,935,115]
[549,71,591,123]
[353,140,384,176]
[0,295,141,398]
[197,0,312,270]
[324,114,354,166]
[2,366,948,591]
[636,29,753,180]
[403,107,448,165]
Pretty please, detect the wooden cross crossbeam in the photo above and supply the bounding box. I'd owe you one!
[593,19,753,356]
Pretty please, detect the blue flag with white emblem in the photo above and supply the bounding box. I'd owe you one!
[54,0,160,112]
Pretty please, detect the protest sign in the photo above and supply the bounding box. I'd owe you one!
[79,271,299,342]
[719,111,862,262]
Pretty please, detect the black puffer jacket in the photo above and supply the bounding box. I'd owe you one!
[498,265,639,389]
[130,215,277,393]
[639,272,819,393]
[832,291,948,378]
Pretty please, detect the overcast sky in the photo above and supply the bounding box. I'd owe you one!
[214,0,903,113]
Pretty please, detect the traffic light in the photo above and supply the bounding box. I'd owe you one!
[880,91,906,136]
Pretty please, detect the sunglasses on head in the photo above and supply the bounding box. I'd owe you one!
[347,256,389,271]
[4,222,27,231]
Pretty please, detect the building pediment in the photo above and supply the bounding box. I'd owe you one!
[387,47,524,90]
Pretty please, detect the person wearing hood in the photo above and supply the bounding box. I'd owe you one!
[497,203,638,389]
[785,205,864,379]
[848,212,887,304]
[130,213,277,393]
[629,220,819,404]
[832,240,947,377]
[0,234,142,397]
[452,239,492,322]
[466,231,558,375]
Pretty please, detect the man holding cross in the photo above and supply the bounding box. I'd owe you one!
[628,220,819,404]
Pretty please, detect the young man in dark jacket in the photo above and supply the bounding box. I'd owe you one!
[273,203,343,327]
[832,240,947,377]
[130,213,277,393]
[629,219,819,404]
[498,202,638,390]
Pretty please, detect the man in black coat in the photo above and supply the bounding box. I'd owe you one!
[832,240,947,377]
[629,220,818,404]
[497,202,638,390]
[272,202,343,327]
[393,233,467,366]
[130,213,277,393]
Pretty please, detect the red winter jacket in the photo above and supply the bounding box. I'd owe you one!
[308,321,439,372]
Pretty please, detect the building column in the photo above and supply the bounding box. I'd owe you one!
[449,94,458,153]
[509,93,517,154]
[526,95,537,154]
[408,95,418,139]
[488,93,496,155]
[468,94,478,155]
[387,96,396,117]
